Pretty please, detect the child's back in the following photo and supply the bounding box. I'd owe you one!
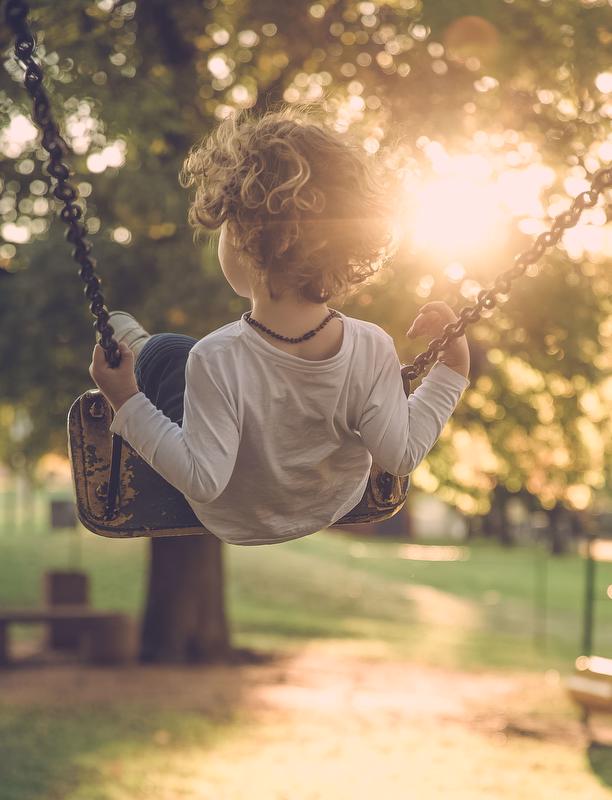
[92,107,470,545]
[109,312,467,544]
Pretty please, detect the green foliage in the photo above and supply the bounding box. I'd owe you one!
[0,0,610,510]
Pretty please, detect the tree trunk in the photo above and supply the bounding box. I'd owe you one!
[546,504,569,556]
[465,514,481,540]
[484,486,514,547]
[140,534,230,663]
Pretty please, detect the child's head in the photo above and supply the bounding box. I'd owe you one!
[180,107,396,303]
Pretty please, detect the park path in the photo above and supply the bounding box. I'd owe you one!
[2,641,611,800]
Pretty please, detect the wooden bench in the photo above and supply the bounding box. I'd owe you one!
[0,606,136,666]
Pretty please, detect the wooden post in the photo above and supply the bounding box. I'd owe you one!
[81,615,137,665]
[583,535,596,656]
[0,622,9,665]
[44,571,90,649]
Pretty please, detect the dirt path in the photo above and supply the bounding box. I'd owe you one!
[2,641,611,800]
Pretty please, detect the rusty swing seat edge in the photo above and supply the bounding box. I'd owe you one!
[68,390,410,539]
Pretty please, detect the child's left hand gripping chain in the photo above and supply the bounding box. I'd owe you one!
[406,301,470,379]
[89,342,140,413]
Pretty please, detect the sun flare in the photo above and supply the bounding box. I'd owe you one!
[409,174,504,260]
[400,141,611,270]
[401,146,560,265]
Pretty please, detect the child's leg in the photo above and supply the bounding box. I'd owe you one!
[134,333,197,425]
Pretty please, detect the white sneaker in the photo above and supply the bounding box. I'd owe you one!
[108,311,151,358]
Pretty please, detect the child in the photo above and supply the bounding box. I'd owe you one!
[90,108,470,546]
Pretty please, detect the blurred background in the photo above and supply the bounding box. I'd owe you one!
[1,0,612,798]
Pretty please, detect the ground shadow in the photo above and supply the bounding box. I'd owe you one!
[0,653,282,800]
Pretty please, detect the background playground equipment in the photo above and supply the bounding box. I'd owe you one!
[0,495,138,666]
[567,518,612,722]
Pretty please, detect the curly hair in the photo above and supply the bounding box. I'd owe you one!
[179,107,397,303]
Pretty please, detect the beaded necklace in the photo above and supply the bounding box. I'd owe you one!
[244,309,341,344]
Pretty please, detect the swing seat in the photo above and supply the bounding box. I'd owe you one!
[68,390,409,538]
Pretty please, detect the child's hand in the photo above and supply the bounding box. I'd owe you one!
[406,301,470,379]
[89,342,140,413]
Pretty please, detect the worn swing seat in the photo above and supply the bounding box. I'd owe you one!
[68,389,410,538]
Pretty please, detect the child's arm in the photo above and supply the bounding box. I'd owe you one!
[358,304,470,476]
[91,346,239,504]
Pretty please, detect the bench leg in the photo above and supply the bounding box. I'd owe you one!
[0,623,9,666]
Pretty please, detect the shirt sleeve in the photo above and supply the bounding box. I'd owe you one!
[109,351,239,504]
[358,337,469,476]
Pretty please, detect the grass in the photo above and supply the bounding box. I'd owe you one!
[0,707,238,800]
[2,517,612,671]
[2,496,612,798]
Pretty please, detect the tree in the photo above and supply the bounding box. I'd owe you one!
[1,0,610,658]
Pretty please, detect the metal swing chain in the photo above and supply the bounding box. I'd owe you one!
[401,165,612,382]
[5,0,121,367]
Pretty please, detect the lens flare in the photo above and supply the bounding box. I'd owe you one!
[398,145,612,267]
[409,174,504,259]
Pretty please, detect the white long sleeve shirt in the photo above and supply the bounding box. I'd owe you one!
[109,312,469,545]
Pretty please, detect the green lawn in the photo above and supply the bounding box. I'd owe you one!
[2,510,612,671]
[3,504,612,799]
[0,707,238,800]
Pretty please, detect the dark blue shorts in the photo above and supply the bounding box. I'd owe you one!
[134,333,197,426]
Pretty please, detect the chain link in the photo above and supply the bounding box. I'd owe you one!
[5,0,121,366]
[401,165,612,381]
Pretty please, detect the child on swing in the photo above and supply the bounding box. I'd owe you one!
[90,108,470,546]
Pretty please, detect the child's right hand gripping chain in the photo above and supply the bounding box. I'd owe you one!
[406,301,470,379]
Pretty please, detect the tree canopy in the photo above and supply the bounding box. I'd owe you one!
[1,0,610,514]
